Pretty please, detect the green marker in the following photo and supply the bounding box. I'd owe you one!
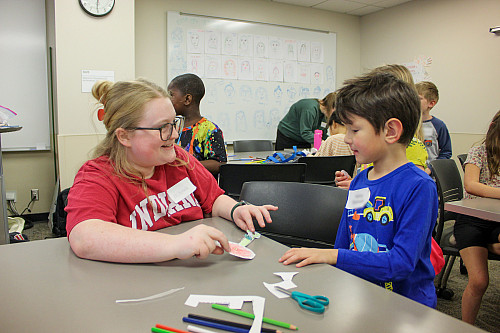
[211,304,298,330]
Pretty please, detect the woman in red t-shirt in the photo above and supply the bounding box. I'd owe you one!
[65,78,277,263]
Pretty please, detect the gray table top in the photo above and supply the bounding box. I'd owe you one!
[445,197,500,223]
[0,217,485,332]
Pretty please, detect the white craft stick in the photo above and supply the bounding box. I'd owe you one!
[187,325,217,333]
[116,287,184,303]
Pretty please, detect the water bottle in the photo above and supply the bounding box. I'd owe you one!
[314,130,322,150]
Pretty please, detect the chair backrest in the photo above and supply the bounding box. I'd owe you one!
[240,181,348,248]
[297,155,356,185]
[232,140,274,153]
[428,159,464,243]
[218,163,306,200]
[457,154,467,170]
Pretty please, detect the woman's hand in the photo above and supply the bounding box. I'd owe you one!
[279,248,338,267]
[335,170,352,189]
[232,204,278,232]
[174,224,231,260]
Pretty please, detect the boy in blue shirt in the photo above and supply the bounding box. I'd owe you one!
[280,72,438,308]
[416,81,452,161]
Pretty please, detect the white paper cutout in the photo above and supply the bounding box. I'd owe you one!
[187,54,205,77]
[185,295,265,333]
[263,272,298,298]
[116,287,184,303]
[222,32,238,56]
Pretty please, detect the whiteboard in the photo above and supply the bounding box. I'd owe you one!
[166,12,336,142]
[0,0,50,151]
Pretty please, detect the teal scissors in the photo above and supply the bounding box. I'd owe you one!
[275,286,330,313]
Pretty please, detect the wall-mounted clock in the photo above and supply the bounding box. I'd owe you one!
[79,0,115,17]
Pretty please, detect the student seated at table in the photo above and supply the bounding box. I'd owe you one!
[454,109,500,325]
[167,73,227,176]
[312,95,353,157]
[65,79,277,263]
[280,72,439,308]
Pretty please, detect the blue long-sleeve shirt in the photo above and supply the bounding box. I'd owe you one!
[334,163,438,308]
[422,116,452,161]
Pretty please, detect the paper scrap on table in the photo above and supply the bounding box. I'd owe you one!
[238,230,261,247]
[228,241,255,259]
[116,287,184,303]
[185,295,265,333]
[264,272,298,298]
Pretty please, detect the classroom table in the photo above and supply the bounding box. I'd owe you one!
[445,197,500,223]
[0,217,485,333]
[227,149,306,164]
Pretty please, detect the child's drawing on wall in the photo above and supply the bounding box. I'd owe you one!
[205,31,221,54]
[222,32,238,55]
[238,34,253,57]
[187,30,204,53]
[269,60,283,82]
[310,42,323,63]
[284,61,297,83]
[297,41,310,62]
[222,57,237,80]
[240,85,252,102]
[224,83,236,103]
[205,55,221,79]
[238,58,253,80]
[254,110,266,129]
[268,37,283,59]
[235,110,248,132]
[310,63,323,84]
[254,59,268,81]
[255,86,268,105]
[254,35,268,58]
[187,54,205,77]
[284,39,297,60]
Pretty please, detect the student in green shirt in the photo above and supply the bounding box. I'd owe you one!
[275,93,335,150]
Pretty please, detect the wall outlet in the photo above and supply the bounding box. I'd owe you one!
[31,189,39,201]
[6,191,16,202]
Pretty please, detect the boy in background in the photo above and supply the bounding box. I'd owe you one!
[280,72,439,308]
[168,74,227,176]
[416,81,452,161]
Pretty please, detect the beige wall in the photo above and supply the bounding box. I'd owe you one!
[360,0,500,155]
[52,0,135,190]
[135,0,361,89]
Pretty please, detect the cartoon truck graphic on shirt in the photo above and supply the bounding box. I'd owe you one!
[363,196,394,225]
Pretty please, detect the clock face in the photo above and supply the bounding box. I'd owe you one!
[79,0,115,17]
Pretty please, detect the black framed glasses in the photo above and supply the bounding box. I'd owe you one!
[128,116,185,141]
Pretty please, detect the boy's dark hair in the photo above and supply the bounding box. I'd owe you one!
[169,73,205,104]
[336,72,420,146]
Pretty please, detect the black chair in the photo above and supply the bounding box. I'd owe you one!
[297,155,356,185]
[240,181,348,248]
[232,140,274,153]
[218,163,306,200]
[457,153,468,170]
[428,159,464,299]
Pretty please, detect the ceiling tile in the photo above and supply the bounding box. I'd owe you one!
[347,5,384,15]
[314,0,364,13]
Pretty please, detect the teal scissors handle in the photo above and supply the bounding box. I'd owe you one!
[291,291,329,313]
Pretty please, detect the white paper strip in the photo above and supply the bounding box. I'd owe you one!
[116,287,184,304]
